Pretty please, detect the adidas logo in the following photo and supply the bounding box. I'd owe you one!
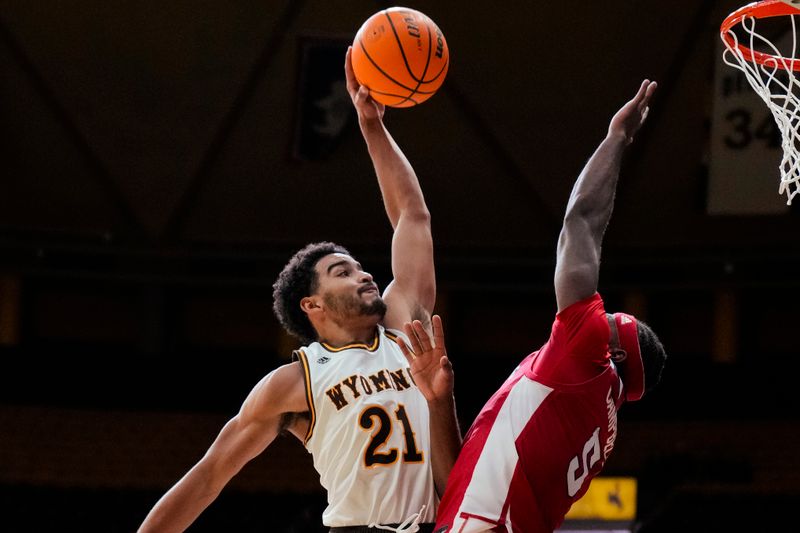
[620,315,632,325]
[317,356,330,364]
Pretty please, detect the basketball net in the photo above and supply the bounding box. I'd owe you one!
[721,0,800,204]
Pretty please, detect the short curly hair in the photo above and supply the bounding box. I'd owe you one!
[272,242,350,345]
[637,319,667,394]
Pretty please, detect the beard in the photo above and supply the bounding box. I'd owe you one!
[324,291,387,321]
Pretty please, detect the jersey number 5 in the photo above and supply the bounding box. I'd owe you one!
[359,404,423,467]
[567,427,601,497]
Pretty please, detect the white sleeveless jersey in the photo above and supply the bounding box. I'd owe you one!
[294,325,438,527]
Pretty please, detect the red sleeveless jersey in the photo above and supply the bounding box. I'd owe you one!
[435,293,625,533]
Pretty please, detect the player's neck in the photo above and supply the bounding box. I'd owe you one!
[316,319,380,348]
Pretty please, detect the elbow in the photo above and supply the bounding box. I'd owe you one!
[402,206,431,226]
[563,196,595,224]
[562,204,607,238]
[559,211,591,242]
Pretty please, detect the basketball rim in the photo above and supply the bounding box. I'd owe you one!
[721,0,800,70]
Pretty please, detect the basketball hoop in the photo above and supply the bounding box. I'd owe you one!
[721,0,800,204]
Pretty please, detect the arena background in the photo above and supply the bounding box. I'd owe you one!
[1,1,798,531]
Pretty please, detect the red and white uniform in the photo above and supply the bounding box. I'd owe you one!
[435,293,624,533]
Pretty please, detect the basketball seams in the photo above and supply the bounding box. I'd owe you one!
[368,87,420,107]
[417,50,448,85]
[357,37,419,94]
[419,14,434,83]
[385,14,420,108]
[385,11,424,84]
[418,20,448,85]
[411,18,449,87]
[386,10,435,106]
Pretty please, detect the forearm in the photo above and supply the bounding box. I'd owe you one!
[563,131,628,234]
[359,116,428,228]
[566,78,656,228]
[139,465,220,533]
[427,395,461,497]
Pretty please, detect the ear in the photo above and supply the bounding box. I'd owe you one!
[300,295,322,316]
[610,349,628,363]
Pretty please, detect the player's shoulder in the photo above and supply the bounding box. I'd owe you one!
[273,360,306,389]
[271,359,305,381]
[555,293,606,329]
[551,292,609,346]
[557,292,604,318]
[249,360,307,411]
[236,360,308,423]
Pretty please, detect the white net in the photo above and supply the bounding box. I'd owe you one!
[722,11,800,204]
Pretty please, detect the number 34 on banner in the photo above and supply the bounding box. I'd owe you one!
[709,42,789,215]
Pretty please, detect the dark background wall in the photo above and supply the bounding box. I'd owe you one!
[1,1,799,531]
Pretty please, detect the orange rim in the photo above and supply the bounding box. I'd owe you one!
[721,0,800,71]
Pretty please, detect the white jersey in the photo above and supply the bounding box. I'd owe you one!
[294,325,437,527]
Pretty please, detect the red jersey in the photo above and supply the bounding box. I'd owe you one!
[435,293,625,533]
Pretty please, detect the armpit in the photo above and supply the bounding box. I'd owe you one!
[410,303,431,328]
[280,411,310,441]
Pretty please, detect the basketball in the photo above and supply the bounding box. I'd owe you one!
[351,7,449,108]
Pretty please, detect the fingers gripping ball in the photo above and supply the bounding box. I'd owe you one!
[352,7,449,108]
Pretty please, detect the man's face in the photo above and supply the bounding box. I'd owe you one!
[313,253,387,322]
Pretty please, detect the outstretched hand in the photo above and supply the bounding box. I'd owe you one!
[345,46,385,121]
[608,80,657,145]
[396,315,454,403]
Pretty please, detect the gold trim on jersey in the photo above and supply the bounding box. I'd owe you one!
[294,349,317,444]
[320,331,380,352]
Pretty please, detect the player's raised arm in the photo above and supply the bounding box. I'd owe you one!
[138,363,307,533]
[344,47,435,326]
[554,80,657,313]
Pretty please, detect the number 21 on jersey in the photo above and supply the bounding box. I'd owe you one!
[359,404,423,467]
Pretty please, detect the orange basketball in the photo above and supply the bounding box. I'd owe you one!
[351,7,449,108]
